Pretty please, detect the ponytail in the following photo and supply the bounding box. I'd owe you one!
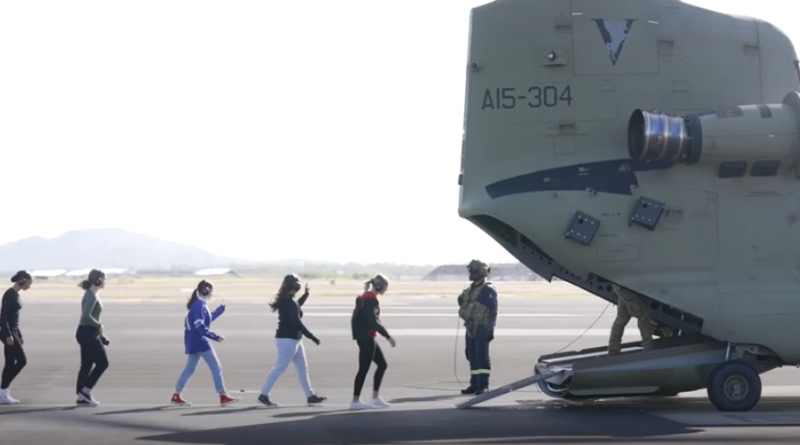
[78,269,105,291]
[364,274,388,293]
[186,290,199,309]
[268,293,281,312]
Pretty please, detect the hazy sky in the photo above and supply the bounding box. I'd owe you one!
[0,0,791,265]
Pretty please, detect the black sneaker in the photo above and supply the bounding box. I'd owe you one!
[75,399,94,408]
[77,391,99,407]
[474,387,489,395]
[460,386,476,395]
[257,394,278,408]
[307,394,327,405]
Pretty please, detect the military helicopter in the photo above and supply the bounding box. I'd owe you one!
[456,0,800,412]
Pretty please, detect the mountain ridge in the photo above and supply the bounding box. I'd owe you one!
[0,229,445,274]
[0,228,247,271]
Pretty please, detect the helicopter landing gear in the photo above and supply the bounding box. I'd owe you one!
[706,361,762,412]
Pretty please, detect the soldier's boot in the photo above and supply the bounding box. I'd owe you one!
[461,375,477,395]
[639,321,654,351]
[640,333,654,350]
[474,374,489,395]
[608,336,622,356]
[608,317,628,356]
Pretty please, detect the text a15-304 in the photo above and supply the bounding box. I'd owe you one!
[481,85,572,110]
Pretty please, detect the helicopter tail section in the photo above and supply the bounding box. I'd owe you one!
[456,0,800,414]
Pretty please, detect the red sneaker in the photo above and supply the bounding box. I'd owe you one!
[171,393,191,406]
[220,393,240,406]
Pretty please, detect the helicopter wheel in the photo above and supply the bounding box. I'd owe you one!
[534,365,570,398]
[706,361,762,412]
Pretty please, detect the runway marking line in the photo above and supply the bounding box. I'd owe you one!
[0,402,459,410]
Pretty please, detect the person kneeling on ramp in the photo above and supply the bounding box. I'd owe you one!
[608,283,654,356]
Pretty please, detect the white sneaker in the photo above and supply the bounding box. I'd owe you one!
[77,391,100,407]
[4,390,19,404]
[371,397,390,408]
[0,389,18,405]
[350,400,372,410]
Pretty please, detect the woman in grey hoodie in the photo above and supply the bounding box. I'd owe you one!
[75,269,110,407]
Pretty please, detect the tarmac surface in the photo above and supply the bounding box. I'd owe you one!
[3,294,800,444]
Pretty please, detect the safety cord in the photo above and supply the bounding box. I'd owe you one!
[453,315,466,386]
[452,301,612,388]
[551,302,611,354]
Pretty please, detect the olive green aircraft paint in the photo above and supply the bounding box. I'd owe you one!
[459,0,800,370]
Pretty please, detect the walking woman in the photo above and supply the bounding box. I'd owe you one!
[0,270,32,404]
[75,269,110,407]
[257,274,326,408]
[350,273,396,410]
[171,279,240,407]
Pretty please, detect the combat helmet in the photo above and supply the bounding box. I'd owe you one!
[467,259,491,279]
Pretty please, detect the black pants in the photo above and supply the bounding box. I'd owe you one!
[1,336,26,389]
[353,336,387,397]
[75,325,109,394]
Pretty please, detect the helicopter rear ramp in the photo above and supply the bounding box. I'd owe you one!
[456,335,783,412]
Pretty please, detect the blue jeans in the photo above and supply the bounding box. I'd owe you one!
[465,324,491,389]
[176,348,225,394]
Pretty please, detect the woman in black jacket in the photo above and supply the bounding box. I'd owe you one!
[256,274,326,408]
[350,273,396,410]
[0,270,32,405]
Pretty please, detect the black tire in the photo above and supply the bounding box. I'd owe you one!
[534,365,569,398]
[706,361,762,412]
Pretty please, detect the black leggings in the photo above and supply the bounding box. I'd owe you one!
[1,339,26,389]
[75,325,109,394]
[353,336,387,397]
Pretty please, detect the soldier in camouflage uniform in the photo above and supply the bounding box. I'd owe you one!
[608,283,654,355]
[457,260,498,395]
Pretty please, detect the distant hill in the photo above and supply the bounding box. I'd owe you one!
[0,228,246,271]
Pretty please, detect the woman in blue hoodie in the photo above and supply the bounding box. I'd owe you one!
[170,280,240,406]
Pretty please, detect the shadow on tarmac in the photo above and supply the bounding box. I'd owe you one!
[10,395,800,444]
[132,401,800,445]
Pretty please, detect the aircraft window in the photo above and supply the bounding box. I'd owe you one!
[717,161,747,178]
[751,160,780,177]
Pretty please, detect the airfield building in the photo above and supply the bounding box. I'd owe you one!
[421,263,542,281]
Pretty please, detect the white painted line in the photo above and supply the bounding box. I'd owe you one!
[299,313,579,317]
[31,312,592,318]
[376,328,622,336]
[20,328,632,338]
[304,306,458,310]
[0,402,458,410]
[5,386,800,413]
